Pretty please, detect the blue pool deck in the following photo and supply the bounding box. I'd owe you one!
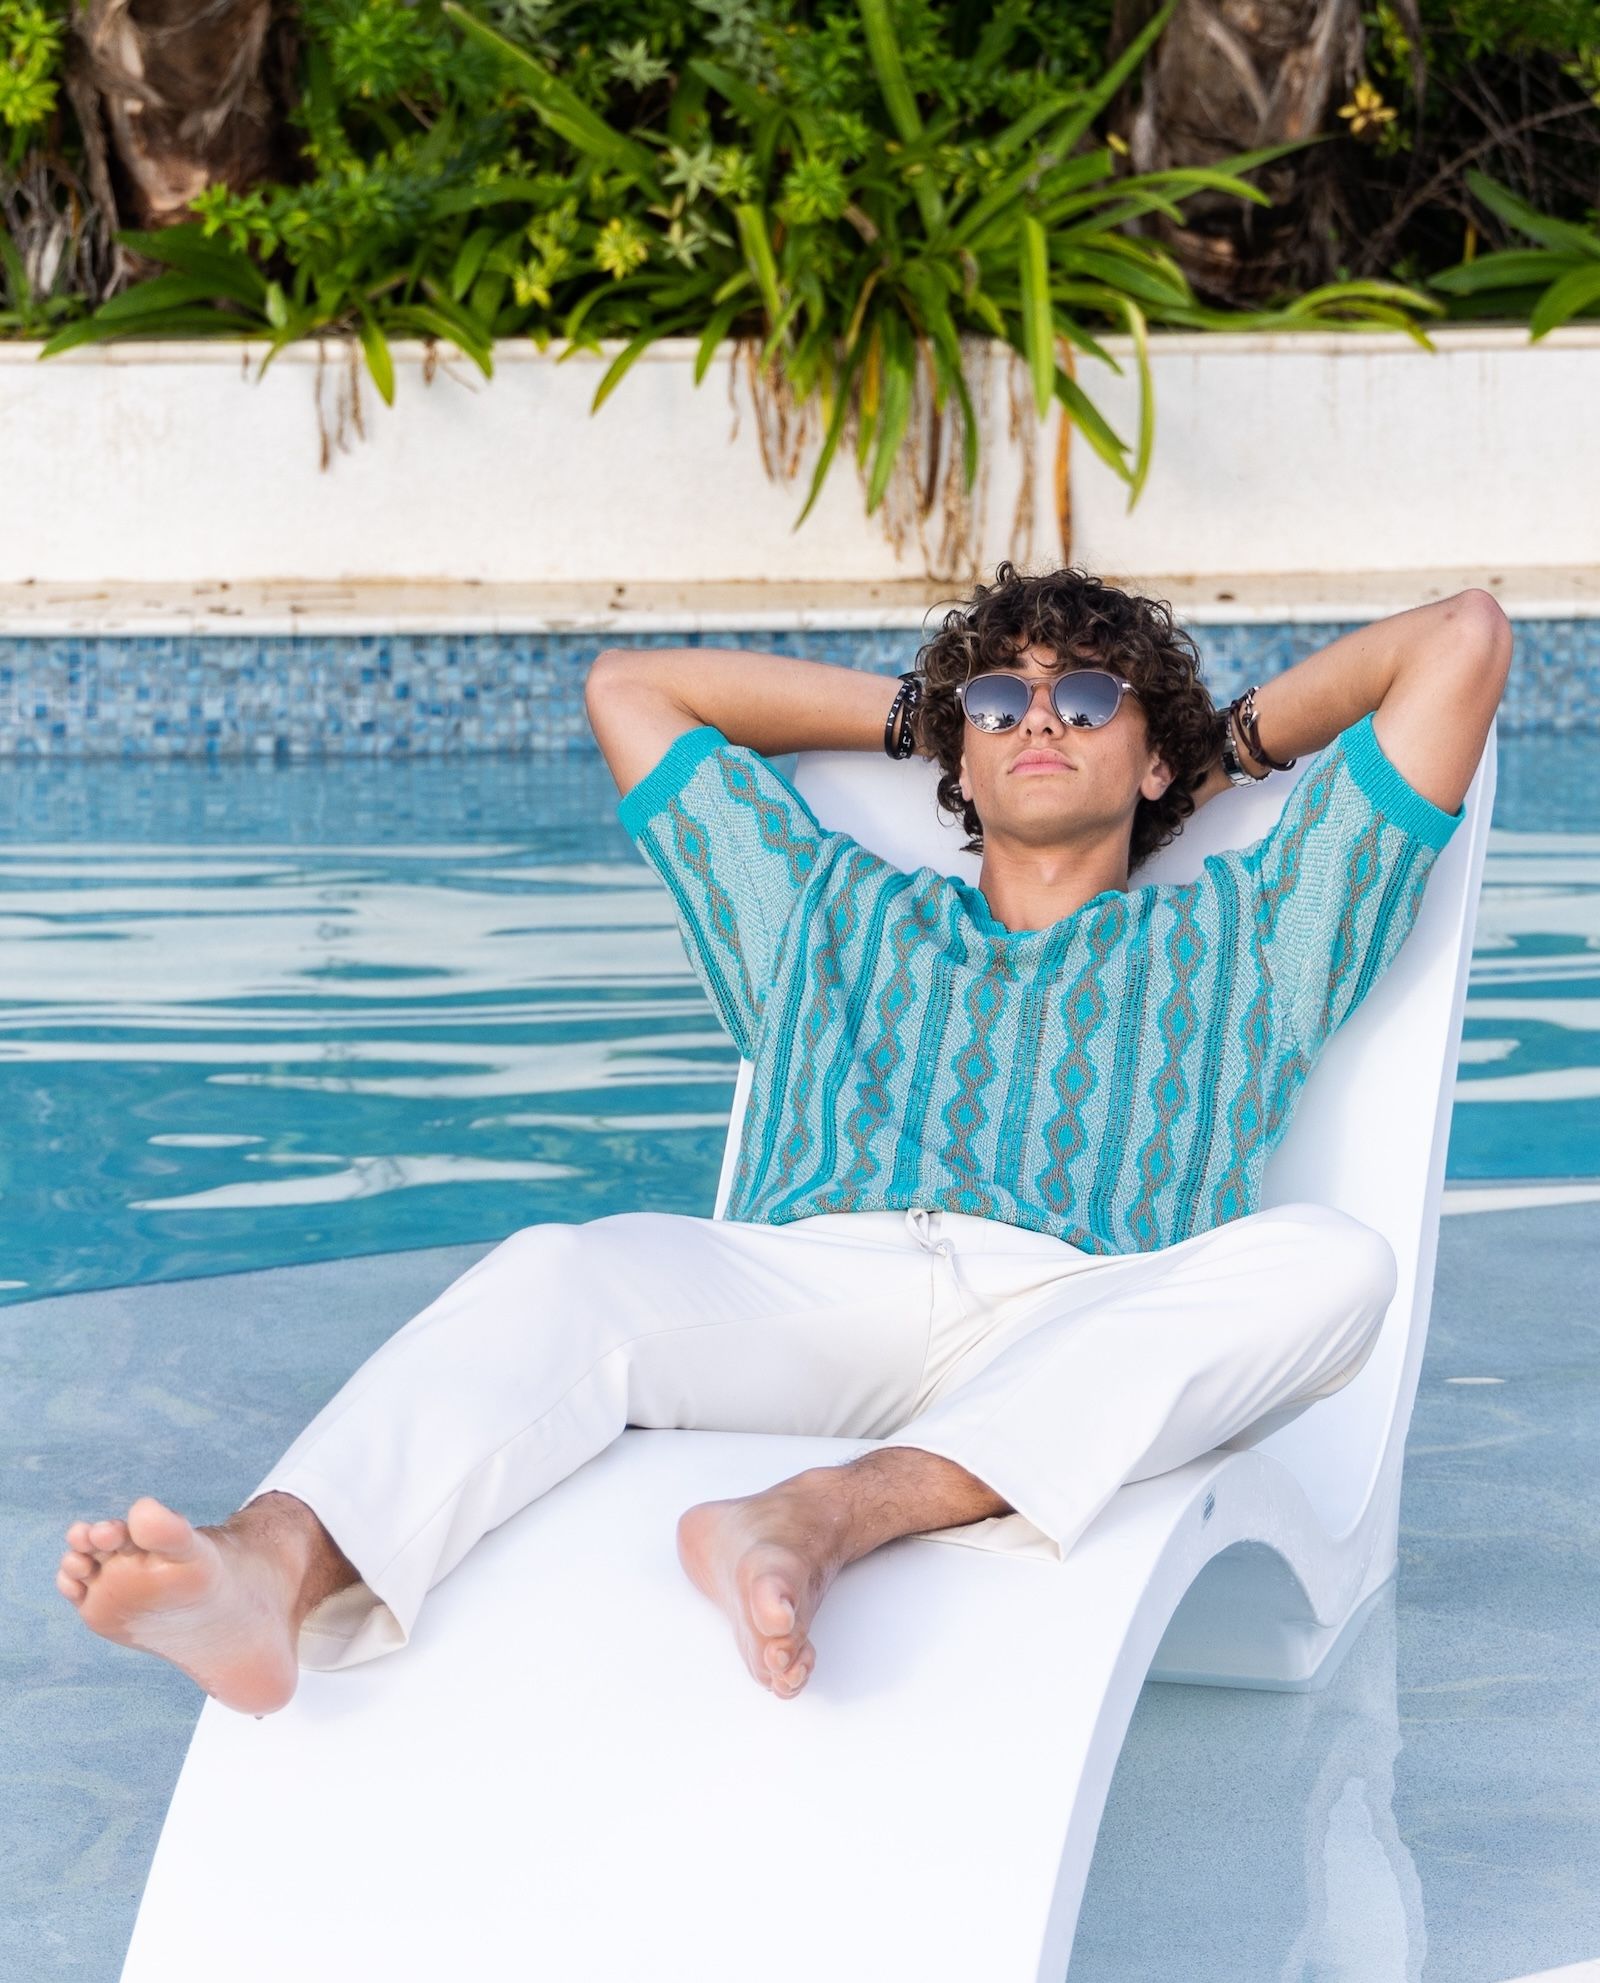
[2,614,1597,1980]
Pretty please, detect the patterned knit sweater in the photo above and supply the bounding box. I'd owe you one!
[617,711,1464,1254]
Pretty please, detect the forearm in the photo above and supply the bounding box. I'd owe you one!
[594,646,901,757]
[1189,590,1506,800]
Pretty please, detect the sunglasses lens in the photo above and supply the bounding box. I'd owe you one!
[1055,671,1122,727]
[960,674,1028,732]
[961,669,1123,731]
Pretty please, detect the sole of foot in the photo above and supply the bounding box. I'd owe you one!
[676,1492,835,1700]
[57,1494,301,1717]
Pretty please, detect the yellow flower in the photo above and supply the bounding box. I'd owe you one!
[1338,78,1397,138]
[593,216,650,280]
[1107,131,1129,156]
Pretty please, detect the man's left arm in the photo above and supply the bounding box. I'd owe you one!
[1190,590,1514,811]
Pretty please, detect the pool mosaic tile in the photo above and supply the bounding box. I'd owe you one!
[0,620,1595,757]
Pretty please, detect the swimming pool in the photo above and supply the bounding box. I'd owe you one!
[1,727,1595,1305]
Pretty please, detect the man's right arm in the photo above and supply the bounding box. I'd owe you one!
[585,647,907,803]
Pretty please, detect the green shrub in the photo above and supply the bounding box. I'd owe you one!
[0,0,62,171]
[1345,0,1600,285]
[1430,167,1600,331]
[25,0,1434,529]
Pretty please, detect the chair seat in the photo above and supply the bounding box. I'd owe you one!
[122,1424,1376,1983]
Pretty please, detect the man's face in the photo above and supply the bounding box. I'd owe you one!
[956,640,1174,851]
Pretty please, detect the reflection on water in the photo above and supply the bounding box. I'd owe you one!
[1,738,1596,1302]
[1070,1586,1426,1983]
[0,756,737,1299]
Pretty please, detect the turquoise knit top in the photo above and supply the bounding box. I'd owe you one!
[617,711,1465,1254]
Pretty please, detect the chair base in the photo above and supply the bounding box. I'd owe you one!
[1148,1543,1396,1694]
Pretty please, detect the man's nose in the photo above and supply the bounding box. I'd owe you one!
[1018,681,1063,724]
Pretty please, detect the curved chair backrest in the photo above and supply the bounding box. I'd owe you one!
[714,727,1497,1542]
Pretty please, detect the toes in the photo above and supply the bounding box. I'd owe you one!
[88,1519,128,1554]
[125,1497,197,1561]
[66,1521,94,1553]
[60,1550,97,1581]
[56,1569,87,1603]
[746,1570,798,1639]
[763,1631,813,1690]
[773,1646,814,1697]
[742,1570,816,1695]
[738,1635,775,1690]
[763,1636,798,1677]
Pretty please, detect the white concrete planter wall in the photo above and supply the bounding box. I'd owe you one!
[0,327,1594,588]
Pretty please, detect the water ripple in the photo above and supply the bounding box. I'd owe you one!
[0,747,1594,1301]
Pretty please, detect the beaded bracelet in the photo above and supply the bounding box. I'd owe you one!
[883,672,923,760]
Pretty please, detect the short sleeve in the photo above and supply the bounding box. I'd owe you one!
[1241,710,1467,1060]
[618,724,831,1058]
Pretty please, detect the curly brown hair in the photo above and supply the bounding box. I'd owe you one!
[909,562,1222,877]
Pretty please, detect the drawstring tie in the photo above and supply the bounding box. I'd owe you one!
[904,1205,973,1323]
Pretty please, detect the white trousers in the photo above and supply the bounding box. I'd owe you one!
[248,1200,1398,1672]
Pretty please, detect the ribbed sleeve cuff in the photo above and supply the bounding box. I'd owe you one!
[1341,710,1466,851]
[616,724,727,839]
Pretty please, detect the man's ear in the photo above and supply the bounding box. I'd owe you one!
[1143,754,1175,803]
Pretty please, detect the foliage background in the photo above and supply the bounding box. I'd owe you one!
[1349,0,1600,284]
[5,0,1596,334]
[1,0,1595,544]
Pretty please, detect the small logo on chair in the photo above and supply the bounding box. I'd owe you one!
[1201,1491,1216,1524]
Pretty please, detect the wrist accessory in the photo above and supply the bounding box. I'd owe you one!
[884,672,923,760]
[1220,684,1296,786]
[1232,684,1297,774]
[1219,705,1265,787]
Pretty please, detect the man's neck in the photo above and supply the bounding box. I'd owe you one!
[976,844,1131,936]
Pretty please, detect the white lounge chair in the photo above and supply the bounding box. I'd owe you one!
[120,720,1496,1983]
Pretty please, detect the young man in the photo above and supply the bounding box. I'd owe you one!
[56,566,1511,1711]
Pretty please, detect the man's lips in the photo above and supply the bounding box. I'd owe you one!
[1010,751,1073,773]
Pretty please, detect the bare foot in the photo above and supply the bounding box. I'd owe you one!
[676,1470,857,1700]
[676,1449,1010,1698]
[55,1495,314,1716]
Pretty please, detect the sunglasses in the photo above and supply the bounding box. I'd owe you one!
[957,667,1141,734]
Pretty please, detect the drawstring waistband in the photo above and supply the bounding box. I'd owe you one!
[904,1205,973,1322]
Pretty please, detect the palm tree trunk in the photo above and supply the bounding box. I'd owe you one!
[68,0,297,268]
[1108,0,1386,305]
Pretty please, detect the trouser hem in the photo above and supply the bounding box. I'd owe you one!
[242,1464,415,1673]
[875,1432,1073,1565]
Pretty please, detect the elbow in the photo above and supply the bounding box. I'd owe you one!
[586,648,639,703]
[1454,589,1514,678]
[1457,585,1509,634]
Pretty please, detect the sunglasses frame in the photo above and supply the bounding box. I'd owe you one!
[957,666,1142,734]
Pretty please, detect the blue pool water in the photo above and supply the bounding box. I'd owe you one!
[1,733,1596,1304]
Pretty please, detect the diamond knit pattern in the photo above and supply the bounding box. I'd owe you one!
[619,712,1465,1255]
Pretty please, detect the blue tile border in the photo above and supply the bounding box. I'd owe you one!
[0,621,1593,757]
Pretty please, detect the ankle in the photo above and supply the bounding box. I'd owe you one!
[836,1446,1010,1552]
[777,1466,877,1569]
[227,1492,358,1623]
